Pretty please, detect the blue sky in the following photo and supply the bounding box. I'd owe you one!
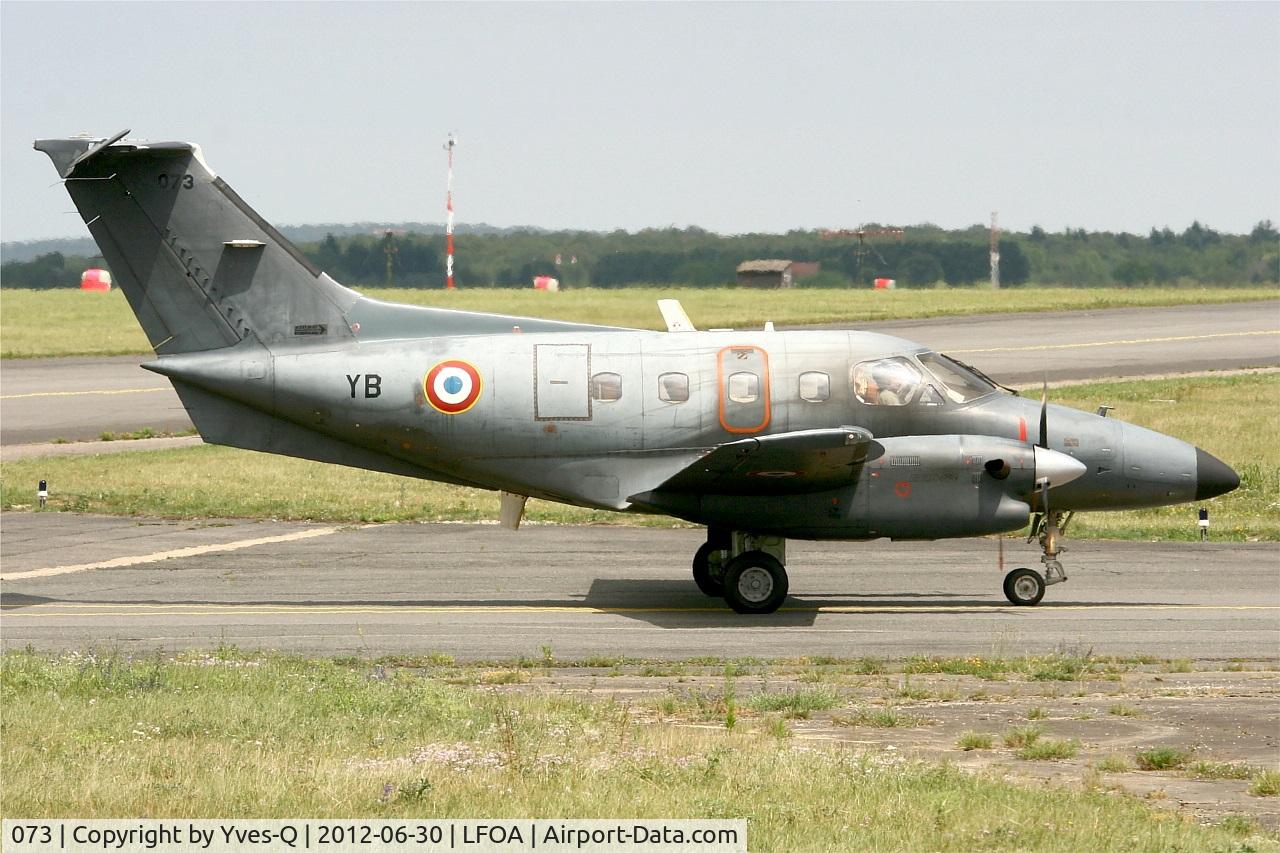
[3,1,1277,242]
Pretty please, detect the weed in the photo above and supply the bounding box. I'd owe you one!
[1026,706,1049,720]
[1135,747,1193,771]
[1217,815,1259,836]
[1107,703,1143,717]
[1002,724,1044,749]
[849,657,886,675]
[955,732,993,751]
[895,676,931,701]
[1249,770,1280,797]
[1017,739,1080,761]
[746,688,840,719]
[763,717,791,740]
[1186,761,1255,781]
[833,707,928,729]
[1165,658,1194,673]
[1096,755,1133,773]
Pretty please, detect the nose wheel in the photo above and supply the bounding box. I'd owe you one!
[1003,567,1045,606]
[1004,511,1072,606]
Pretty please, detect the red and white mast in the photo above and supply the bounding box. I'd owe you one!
[444,133,457,290]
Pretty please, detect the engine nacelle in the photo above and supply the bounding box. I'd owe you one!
[854,434,1038,540]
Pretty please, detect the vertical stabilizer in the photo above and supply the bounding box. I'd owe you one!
[34,133,358,355]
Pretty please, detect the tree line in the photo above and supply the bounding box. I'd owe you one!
[4,220,1276,289]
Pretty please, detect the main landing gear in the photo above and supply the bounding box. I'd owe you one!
[692,528,789,614]
[1003,510,1073,606]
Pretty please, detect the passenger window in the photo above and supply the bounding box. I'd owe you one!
[658,372,689,403]
[851,357,923,406]
[590,372,622,402]
[799,371,830,402]
[727,372,759,403]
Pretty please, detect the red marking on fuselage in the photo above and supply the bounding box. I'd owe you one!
[894,481,912,498]
[1018,417,1028,442]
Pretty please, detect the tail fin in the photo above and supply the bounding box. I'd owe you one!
[35,132,358,355]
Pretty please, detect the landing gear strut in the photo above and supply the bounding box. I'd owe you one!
[691,529,789,614]
[1003,510,1073,606]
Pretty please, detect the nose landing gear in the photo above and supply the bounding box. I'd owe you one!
[691,528,789,614]
[1003,510,1073,606]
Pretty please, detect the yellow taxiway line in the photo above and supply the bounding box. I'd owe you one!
[951,328,1279,355]
[0,387,169,400]
[2,603,1276,618]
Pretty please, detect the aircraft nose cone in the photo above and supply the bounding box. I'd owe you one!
[1195,448,1240,500]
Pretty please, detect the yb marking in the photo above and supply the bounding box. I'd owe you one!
[346,374,382,399]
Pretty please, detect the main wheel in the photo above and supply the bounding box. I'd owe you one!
[1003,568,1045,606]
[723,551,789,614]
[692,542,729,596]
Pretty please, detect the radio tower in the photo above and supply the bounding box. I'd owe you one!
[444,134,457,290]
[989,211,1001,289]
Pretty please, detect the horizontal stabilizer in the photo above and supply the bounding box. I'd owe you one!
[640,427,875,497]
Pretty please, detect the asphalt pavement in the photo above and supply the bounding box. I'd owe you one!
[3,514,1276,660]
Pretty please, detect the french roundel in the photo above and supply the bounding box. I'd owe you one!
[424,360,483,414]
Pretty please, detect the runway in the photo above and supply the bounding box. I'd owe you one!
[2,300,1277,445]
[3,513,1276,659]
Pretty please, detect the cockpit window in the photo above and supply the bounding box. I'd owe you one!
[917,352,997,403]
[851,357,924,406]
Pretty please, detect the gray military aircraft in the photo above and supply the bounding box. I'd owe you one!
[35,131,1240,613]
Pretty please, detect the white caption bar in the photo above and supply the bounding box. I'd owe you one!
[3,820,746,853]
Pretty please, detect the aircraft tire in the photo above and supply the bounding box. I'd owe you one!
[1003,568,1045,606]
[723,551,789,614]
[692,542,728,596]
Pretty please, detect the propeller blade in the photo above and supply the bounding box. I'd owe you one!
[1038,375,1049,449]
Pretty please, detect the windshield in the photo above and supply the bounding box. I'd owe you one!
[917,352,997,403]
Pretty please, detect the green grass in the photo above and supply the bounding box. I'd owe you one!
[4,651,1267,852]
[744,688,841,719]
[1003,724,1046,749]
[1135,747,1194,771]
[834,707,929,729]
[2,285,1276,358]
[1107,704,1143,718]
[955,731,994,751]
[1186,761,1257,781]
[1096,755,1133,773]
[1017,738,1080,761]
[1251,770,1280,798]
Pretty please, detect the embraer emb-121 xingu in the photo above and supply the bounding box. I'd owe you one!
[35,131,1240,614]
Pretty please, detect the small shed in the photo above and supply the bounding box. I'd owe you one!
[736,259,793,288]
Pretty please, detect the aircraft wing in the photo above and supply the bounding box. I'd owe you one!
[646,427,875,496]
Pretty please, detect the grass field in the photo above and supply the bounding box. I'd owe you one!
[2,374,1275,540]
[1,285,1276,358]
[3,649,1275,851]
